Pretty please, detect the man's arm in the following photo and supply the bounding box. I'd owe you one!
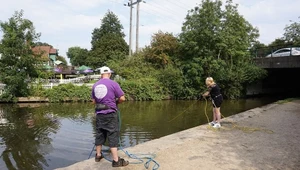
[117,95,125,104]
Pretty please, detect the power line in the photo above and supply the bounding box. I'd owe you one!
[142,3,182,23]
[172,0,194,10]
[140,8,181,24]
[145,2,176,17]
[164,0,190,11]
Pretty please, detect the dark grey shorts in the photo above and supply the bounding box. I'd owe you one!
[95,112,119,147]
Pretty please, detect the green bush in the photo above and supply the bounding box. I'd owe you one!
[43,83,91,103]
[29,83,47,97]
[118,78,166,101]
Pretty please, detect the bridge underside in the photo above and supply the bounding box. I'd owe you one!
[247,68,300,97]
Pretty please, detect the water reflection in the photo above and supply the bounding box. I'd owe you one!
[0,104,60,170]
[0,97,279,170]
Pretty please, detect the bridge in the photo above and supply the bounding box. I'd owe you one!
[253,55,300,68]
[248,54,300,96]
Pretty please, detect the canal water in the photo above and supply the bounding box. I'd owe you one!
[0,97,280,170]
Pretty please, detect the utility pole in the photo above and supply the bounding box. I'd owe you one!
[125,0,133,57]
[125,0,144,56]
[129,0,133,57]
[136,0,140,52]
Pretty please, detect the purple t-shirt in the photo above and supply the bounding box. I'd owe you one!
[91,78,124,114]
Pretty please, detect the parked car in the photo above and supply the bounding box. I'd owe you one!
[266,47,300,57]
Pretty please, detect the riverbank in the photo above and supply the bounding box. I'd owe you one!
[57,99,300,170]
[0,97,91,103]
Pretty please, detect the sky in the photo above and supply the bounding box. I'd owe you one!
[0,0,299,65]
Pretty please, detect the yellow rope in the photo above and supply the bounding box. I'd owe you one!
[168,100,198,122]
[203,97,274,134]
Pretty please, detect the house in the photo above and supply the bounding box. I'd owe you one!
[32,46,58,66]
[32,46,78,78]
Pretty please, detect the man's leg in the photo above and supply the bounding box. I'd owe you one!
[108,113,129,167]
[96,145,102,157]
[111,147,118,161]
[95,114,106,161]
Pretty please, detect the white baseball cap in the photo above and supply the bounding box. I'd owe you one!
[100,66,112,74]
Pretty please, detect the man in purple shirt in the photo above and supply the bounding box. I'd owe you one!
[91,66,129,167]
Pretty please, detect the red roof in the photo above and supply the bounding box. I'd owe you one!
[32,46,57,60]
[50,48,57,54]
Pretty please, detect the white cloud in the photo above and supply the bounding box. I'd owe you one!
[58,0,106,10]
[235,0,300,44]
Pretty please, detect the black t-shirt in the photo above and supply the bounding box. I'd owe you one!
[208,84,221,98]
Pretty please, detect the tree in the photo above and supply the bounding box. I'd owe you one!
[91,10,125,48]
[218,0,259,64]
[144,31,179,68]
[33,42,52,47]
[66,46,89,66]
[89,10,128,68]
[250,41,268,58]
[0,10,41,101]
[178,0,224,94]
[283,18,300,45]
[178,0,264,98]
[268,38,289,49]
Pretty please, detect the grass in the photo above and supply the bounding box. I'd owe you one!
[275,98,300,104]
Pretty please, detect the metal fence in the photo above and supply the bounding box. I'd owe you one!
[35,75,101,84]
[0,81,94,94]
[0,74,123,94]
[40,83,93,89]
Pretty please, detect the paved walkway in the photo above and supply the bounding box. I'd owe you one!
[56,100,300,170]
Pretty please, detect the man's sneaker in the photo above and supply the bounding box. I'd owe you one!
[209,121,216,126]
[213,123,221,128]
[95,153,103,162]
[112,157,129,167]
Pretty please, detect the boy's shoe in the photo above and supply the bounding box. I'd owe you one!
[213,123,221,128]
[209,121,216,126]
[95,153,103,162]
[112,157,129,167]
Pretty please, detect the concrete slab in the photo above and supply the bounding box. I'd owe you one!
[55,100,300,170]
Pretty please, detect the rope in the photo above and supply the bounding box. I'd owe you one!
[168,100,198,122]
[88,110,160,170]
[88,144,96,160]
[203,97,217,131]
[203,97,274,134]
[117,110,160,170]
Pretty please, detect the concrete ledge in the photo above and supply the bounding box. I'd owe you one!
[17,97,49,102]
[0,97,92,103]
